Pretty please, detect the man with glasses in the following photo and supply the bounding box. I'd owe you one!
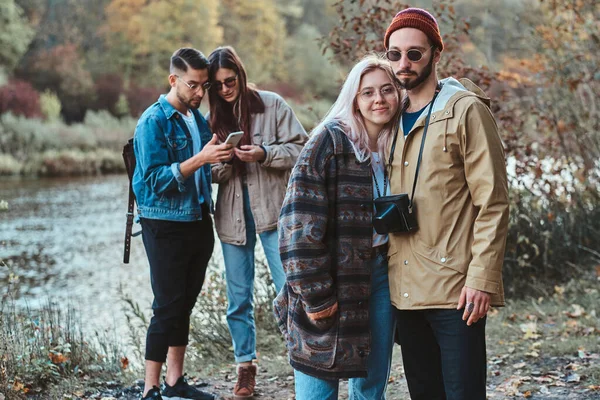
[383,8,509,400]
[133,47,233,400]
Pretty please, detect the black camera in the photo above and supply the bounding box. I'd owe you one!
[373,193,418,234]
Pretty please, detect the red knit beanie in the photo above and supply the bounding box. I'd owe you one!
[384,8,444,51]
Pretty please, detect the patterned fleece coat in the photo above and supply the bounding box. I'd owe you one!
[274,122,376,379]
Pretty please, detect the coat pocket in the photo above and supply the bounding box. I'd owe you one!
[288,294,339,369]
[412,239,468,275]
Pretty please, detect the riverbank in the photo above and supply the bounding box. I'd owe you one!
[1,271,597,400]
[0,112,133,177]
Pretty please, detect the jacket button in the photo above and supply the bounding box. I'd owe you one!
[403,292,409,298]
[236,218,241,222]
[440,257,447,263]
[432,115,436,119]
[360,203,367,210]
[404,161,409,167]
[358,301,363,305]
[236,194,240,198]
[404,260,408,265]
[358,350,365,357]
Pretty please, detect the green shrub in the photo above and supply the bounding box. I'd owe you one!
[24,149,125,177]
[0,153,20,175]
[287,98,333,133]
[39,90,61,121]
[504,187,600,298]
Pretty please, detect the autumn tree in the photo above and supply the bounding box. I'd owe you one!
[219,0,288,84]
[102,0,223,87]
[0,0,34,72]
[28,44,95,122]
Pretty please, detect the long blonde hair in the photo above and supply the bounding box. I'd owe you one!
[311,54,400,162]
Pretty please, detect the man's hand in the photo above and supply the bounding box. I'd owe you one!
[179,135,233,179]
[457,286,491,326]
[199,134,234,164]
[234,145,266,162]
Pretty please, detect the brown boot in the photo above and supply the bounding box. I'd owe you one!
[233,364,257,399]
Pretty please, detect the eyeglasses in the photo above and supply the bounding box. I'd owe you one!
[385,46,434,62]
[212,75,238,92]
[176,75,211,92]
[357,84,397,101]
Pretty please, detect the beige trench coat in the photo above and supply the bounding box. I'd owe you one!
[387,77,509,309]
[211,90,308,245]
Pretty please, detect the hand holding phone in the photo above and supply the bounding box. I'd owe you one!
[224,131,244,147]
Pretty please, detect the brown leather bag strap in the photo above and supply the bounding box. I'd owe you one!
[124,179,135,264]
[122,138,136,264]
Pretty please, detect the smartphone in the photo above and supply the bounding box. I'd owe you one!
[224,131,244,147]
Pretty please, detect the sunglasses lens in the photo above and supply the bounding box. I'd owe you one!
[407,50,423,62]
[224,78,237,88]
[386,50,401,62]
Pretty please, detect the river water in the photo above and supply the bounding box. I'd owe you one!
[0,174,233,345]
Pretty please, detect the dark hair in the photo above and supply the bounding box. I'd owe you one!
[207,46,264,149]
[170,48,209,73]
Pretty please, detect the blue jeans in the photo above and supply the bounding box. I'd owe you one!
[221,185,286,363]
[294,250,395,400]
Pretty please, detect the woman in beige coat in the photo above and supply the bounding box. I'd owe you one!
[206,46,307,399]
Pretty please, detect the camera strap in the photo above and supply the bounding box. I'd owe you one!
[371,154,388,199]
[387,84,442,209]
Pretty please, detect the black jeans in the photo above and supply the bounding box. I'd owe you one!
[395,308,487,400]
[140,211,214,362]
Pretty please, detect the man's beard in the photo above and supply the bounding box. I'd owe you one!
[177,91,202,110]
[396,53,435,90]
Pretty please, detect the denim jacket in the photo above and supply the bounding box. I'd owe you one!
[132,95,213,221]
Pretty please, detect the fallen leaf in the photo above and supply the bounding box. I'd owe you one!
[49,352,68,364]
[566,319,578,328]
[12,380,24,392]
[566,363,580,371]
[565,373,580,383]
[523,390,532,398]
[120,356,129,370]
[513,362,527,369]
[520,322,540,339]
[534,376,556,383]
[525,351,539,358]
[565,304,585,318]
[554,285,565,296]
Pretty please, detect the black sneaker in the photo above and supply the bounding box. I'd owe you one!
[142,386,163,400]
[162,376,216,400]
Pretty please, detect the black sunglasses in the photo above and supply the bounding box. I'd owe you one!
[385,46,434,62]
[212,75,238,92]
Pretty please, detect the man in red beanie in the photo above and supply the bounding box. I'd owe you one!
[381,7,509,400]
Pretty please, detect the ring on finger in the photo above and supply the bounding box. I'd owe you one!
[467,302,475,313]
